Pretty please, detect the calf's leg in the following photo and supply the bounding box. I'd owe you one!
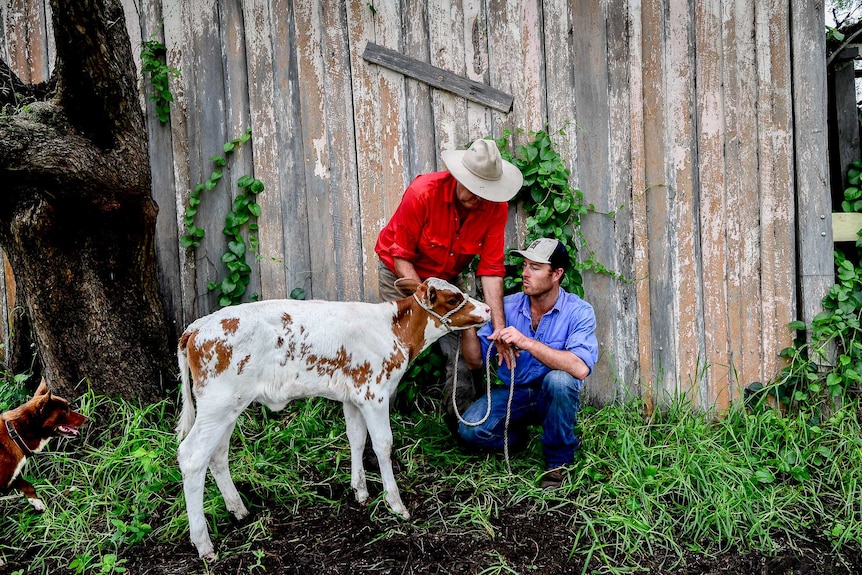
[178,412,237,560]
[363,404,410,519]
[343,401,369,504]
[208,420,249,520]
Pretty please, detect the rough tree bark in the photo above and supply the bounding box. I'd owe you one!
[0,0,174,402]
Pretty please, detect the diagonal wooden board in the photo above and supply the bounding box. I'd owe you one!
[362,42,514,113]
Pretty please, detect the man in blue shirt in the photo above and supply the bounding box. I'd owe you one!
[458,238,599,488]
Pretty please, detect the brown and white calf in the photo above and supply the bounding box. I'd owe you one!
[176,277,490,560]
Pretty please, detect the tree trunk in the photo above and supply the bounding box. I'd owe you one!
[0,0,174,402]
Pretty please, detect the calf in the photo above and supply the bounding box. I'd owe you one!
[176,277,491,560]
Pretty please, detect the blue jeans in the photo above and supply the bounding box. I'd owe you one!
[457,370,583,469]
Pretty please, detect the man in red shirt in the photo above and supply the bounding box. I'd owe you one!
[375,138,522,424]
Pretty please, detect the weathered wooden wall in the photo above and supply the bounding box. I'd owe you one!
[0,0,834,410]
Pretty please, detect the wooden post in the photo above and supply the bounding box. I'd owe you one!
[827,47,860,201]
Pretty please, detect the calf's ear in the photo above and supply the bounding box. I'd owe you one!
[393,277,422,297]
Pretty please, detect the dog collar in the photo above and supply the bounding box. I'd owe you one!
[3,418,34,457]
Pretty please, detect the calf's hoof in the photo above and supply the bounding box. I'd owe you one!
[230,506,250,522]
[28,498,46,512]
[353,487,370,505]
[194,540,216,562]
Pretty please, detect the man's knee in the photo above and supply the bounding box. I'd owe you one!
[542,370,582,396]
[542,369,583,393]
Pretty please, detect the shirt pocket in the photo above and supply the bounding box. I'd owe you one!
[457,238,483,257]
[419,229,449,259]
[540,334,567,353]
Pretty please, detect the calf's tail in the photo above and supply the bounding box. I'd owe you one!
[176,338,196,441]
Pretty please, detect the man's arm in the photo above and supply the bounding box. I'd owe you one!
[392,257,423,284]
[478,275,517,368]
[460,327,484,370]
[492,326,590,380]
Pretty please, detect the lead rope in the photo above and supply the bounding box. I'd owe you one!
[395,279,515,474]
[451,339,516,475]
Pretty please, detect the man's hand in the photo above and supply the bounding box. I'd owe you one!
[488,327,524,369]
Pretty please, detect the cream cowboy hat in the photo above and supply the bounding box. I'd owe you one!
[441,139,523,202]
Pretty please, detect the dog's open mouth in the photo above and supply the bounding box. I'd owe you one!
[55,425,81,437]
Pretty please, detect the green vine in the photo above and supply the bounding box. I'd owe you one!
[755,160,862,412]
[140,38,180,124]
[180,129,264,306]
[495,128,624,297]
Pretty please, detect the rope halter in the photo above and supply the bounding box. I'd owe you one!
[413,292,468,331]
[412,280,469,332]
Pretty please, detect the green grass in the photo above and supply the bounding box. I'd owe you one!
[1,379,861,574]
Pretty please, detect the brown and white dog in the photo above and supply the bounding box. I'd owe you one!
[1,379,88,511]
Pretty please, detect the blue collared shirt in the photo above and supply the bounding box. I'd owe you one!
[477,288,599,385]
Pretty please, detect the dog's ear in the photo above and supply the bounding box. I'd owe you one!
[34,378,51,398]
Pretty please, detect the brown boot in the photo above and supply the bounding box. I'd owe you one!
[540,468,564,489]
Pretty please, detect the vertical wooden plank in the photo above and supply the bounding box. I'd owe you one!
[641,0,666,401]
[293,0,339,301]
[170,0,231,318]
[3,0,48,83]
[791,0,833,333]
[428,0,468,154]
[324,1,368,299]
[347,0,388,300]
[724,0,762,393]
[366,0,407,299]
[606,0,639,399]
[220,0,260,302]
[462,0,492,142]
[294,1,364,301]
[755,0,796,380]
[162,0,197,325]
[829,51,862,199]
[402,0,436,180]
[695,0,730,410]
[487,0,542,248]
[666,0,701,401]
[138,0,185,339]
[572,0,613,404]
[628,0,653,411]
[641,0,675,404]
[270,0,311,299]
[542,0,578,182]
[242,0,288,302]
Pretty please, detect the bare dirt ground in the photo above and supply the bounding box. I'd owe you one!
[116,486,862,575]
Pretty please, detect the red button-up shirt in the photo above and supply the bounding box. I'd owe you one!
[375,171,509,281]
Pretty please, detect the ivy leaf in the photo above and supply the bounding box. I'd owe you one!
[233,195,250,211]
[553,196,571,213]
[228,241,246,257]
